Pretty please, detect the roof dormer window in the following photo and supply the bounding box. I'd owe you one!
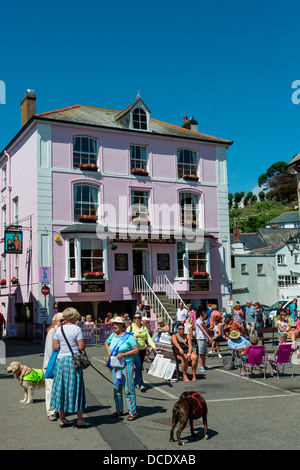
[132,108,148,130]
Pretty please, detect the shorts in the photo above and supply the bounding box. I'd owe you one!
[197,339,208,355]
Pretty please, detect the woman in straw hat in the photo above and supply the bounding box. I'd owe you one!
[105,316,139,421]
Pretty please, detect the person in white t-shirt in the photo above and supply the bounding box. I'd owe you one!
[196,312,212,371]
[172,302,188,333]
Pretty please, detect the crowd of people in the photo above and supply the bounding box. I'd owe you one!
[42,298,300,426]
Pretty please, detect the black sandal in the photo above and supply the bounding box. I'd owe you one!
[127,414,137,421]
[59,419,74,428]
[111,412,124,418]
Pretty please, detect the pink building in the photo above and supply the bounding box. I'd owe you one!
[0,91,233,337]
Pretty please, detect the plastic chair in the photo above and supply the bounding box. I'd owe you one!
[269,343,293,378]
[243,345,266,379]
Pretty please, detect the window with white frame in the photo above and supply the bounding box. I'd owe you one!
[130,145,148,172]
[177,242,185,278]
[81,238,104,277]
[2,206,6,237]
[132,108,148,130]
[131,190,150,222]
[277,254,286,265]
[278,276,297,287]
[2,165,7,189]
[74,185,98,221]
[2,255,6,281]
[177,149,198,178]
[69,238,76,279]
[13,197,18,225]
[241,263,247,273]
[14,254,19,279]
[188,248,208,277]
[295,254,300,264]
[257,263,264,274]
[73,136,98,168]
[179,192,199,226]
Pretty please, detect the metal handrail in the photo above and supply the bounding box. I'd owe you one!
[154,274,187,309]
[133,275,173,327]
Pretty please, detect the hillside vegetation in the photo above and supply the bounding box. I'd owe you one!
[229,200,298,233]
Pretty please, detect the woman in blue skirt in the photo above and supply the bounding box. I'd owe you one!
[50,307,88,428]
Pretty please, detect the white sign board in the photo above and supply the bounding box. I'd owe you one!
[228,300,234,307]
[148,354,171,379]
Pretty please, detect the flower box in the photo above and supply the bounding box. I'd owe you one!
[79,163,98,172]
[83,271,105,279]
[11,277,19,285]
[131,168,149,177]
[0,279,6,286]
[183,220,197,227]
[183,174,199,181]
[191,272,209,279]
[132,217,151,226]
[77,215,98,223]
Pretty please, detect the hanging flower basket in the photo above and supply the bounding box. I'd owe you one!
[192,271,209,279]
[131,168,149,177]
[11,277,19,285]
[83,271,105,279]
[0,279,6,286]
[79,163,98,172]
[77,215,98,223]
[183,174,199,181]
[132,217,151,226]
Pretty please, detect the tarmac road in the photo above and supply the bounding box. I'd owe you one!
[1,337,300,452]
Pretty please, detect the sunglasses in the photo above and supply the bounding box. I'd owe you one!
[134,316,141,319]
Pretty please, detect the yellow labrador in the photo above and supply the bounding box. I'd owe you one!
[6,361,45,405]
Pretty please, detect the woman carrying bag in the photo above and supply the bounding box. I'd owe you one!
[50,307,88,428]
[105,317,139,421]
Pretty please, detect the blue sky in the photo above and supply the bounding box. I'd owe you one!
[0,0,299,196]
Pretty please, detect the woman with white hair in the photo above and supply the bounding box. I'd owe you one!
[43,312,64,421]
[50,307,88,428]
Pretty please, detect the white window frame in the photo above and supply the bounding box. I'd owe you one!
[13,197,18,225]
[177,149,198,178]
[2,165,7,189]
[72,136,98,168]
[278,275,297,287]
[66,236,108,281]
[241,263,247,273]
[130,145,148,171]
[73,184,99,221]
[257,263,264,274]
[131,190,150,221]
[179,192,199,226]
[277,254,286,265]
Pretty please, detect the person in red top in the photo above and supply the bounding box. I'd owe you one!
[0,312,6,340]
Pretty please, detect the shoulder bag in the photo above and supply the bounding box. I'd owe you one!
[61,325,90,370]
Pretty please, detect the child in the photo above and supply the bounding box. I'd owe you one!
[196,312,212,371]
[208,315,224,358]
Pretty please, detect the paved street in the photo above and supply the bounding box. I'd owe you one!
[1,337,300,452]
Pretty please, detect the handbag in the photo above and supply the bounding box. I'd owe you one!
[44,349,59,379]
[223,352,236,370]
[61,325,90,370]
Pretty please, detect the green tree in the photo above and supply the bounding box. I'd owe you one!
[258,161,289,187]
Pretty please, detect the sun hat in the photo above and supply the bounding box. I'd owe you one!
[142,316,149,322]
[157,317,164,323]
[111,316,125,324]
[229,330,241,339]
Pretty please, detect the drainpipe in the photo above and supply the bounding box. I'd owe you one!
[4,150,12,325]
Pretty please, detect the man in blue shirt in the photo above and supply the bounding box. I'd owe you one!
[228,331,251,376]
[245,300,256,337]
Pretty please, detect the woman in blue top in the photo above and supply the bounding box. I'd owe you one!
[105,316,139,421]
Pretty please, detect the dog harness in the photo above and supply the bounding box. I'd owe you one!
[22,369,44,383]
[190,393,203,417]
